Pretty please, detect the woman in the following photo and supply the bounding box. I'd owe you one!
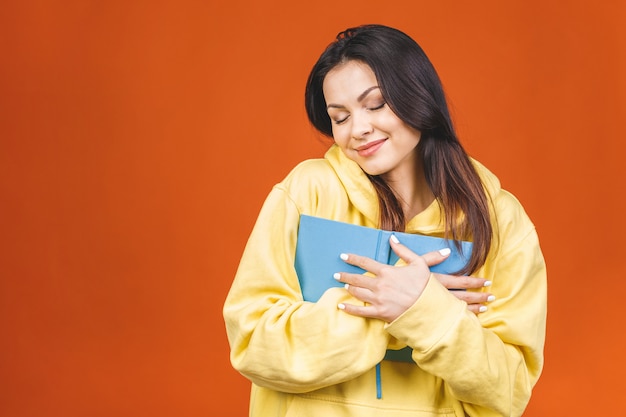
[223,24,546,416]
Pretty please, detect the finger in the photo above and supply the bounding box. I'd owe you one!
[435,273,492,290]
[449,289,495,304]
[420,248,452,268]
[343,282,375,304]
[466,304,489,315]
[333,272,376,292]
[337,302,379,319]
[389,235,452,268]
[450,290,495,316]
[339,253,385,276]
[387,234,423,264]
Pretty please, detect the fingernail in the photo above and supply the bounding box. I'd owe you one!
[340,253,349,261]
[337,303,346,310]
[344,283,350,290]
[390,234,400,244]
[333,273,341,280]
[483,280,492,287]
[487,295,496,302]
[479,306,488,313]
[439,248,451,256]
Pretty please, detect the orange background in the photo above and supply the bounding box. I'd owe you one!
[1,1,624,416]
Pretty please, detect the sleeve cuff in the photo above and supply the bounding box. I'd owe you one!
[384,274,468,354]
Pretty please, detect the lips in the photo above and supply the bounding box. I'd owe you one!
[356,139,386,157]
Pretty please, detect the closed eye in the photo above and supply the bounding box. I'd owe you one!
[333,115,349,125]
[368,102,386,111]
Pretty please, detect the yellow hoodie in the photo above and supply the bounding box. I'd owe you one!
[223,145,547,417]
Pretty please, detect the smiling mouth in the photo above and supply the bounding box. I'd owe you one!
[356,139,386,156]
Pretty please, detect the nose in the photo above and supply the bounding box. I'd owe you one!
[351,111,373,139]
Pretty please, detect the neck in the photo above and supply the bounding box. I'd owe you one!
[382,158,434,220]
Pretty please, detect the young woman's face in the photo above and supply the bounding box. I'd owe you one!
[322,60,421,179]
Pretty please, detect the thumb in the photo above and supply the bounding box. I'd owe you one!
[421,247,451,267]
[388,234,422,264]
[389,235,451,266]
[388,233,440,264]
[389,235,452,267]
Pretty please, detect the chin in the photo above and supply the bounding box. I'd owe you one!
[359,165,389,176]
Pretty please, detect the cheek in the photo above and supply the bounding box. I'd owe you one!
[383,113,406,130]
[331,125,349,146]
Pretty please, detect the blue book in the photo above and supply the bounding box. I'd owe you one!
[294,214,473,363]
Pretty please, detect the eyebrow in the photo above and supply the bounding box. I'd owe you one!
[326,86,380,109]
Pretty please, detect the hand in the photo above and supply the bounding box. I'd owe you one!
[333,234,433,322]
[430,269,494,315]
[334,235,494,322]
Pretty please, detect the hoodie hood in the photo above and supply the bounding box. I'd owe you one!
[324,144,380,226]
[323,144,502,234]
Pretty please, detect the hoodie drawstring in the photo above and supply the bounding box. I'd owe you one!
[375,363,382,399]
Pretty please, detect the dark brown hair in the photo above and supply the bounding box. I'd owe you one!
[304,24,492,274]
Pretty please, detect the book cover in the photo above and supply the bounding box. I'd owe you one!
[295,214,473,302]
[294,214,473,363]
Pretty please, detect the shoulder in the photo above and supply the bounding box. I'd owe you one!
[492,189,534,229]
[489,186,539,261]
[273,158,347,211]
[279,158,340,189]
[470,158,537,245]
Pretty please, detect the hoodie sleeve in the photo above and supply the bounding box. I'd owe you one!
[223,182,390,393]
[385,190,547,417]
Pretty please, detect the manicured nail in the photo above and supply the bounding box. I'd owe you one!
[487,295,496,302]
[390,234,400,244]
[333,273,341,280]
[483,280,492,287]
[340,253,349,261]
[479,306,488,313]
[337,303,346,310]
[439,248,451,256]
[344,283,350,290]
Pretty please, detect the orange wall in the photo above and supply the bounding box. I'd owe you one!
[1,1,624,416]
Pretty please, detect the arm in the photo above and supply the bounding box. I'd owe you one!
[223,186,390,393]
[333,190,546,415]
[386,195,547,416]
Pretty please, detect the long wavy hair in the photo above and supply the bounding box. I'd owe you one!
[304,24,492,275]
